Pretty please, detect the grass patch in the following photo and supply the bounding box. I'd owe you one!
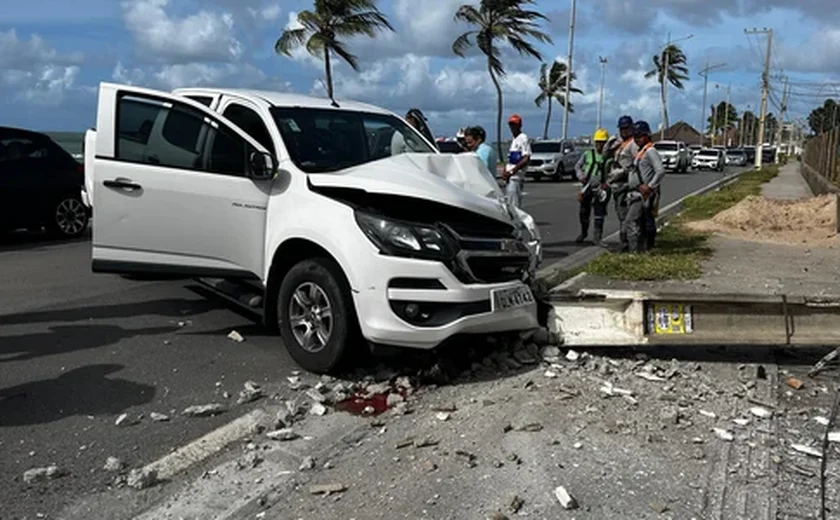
[580,166,779,281]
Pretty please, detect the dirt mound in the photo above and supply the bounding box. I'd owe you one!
[687,194,839,246]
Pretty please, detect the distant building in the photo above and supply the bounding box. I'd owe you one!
[653,121,704,146]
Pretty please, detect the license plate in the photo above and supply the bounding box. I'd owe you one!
[646,303,693,334]
[491,286,535,312]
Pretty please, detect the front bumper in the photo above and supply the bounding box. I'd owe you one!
[692,161,718,169]
[81,187,91,209]
[525,163,558,176]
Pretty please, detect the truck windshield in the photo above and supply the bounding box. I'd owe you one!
[531,142,561,153]
[654,143,677,151]
[270,107,436,173]
[698,150,718,157]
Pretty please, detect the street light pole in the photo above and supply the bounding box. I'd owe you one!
[596,56,607,129]
[561,0,577,141]
[698,61,725,144]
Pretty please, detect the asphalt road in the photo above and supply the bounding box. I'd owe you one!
[0,166,740,519]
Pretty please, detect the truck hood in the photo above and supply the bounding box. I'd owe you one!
[529,152,558,161]
[307,153,511,224]
[657,150,677,156]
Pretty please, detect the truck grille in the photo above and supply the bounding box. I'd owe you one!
[530,159,544,167]
[442,225,531,284]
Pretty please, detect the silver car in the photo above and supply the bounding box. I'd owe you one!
[525,140,582,182]
[653,140,691,173]
[725,149,748,167]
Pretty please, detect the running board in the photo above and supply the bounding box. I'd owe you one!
[196,277,265,318]
[548,289,840,346]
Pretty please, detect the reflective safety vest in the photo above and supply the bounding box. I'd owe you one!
[583,149,611,183]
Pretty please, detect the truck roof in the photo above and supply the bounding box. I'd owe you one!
[173,88,392,115]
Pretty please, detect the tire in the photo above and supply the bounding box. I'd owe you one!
[276,257,358,374]
[47,195,89,238]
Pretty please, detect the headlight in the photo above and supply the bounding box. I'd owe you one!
[355,211,455,260]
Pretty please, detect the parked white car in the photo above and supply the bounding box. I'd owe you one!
[653,140,691,173]
[692,148,725,171]
[84,83,541,373]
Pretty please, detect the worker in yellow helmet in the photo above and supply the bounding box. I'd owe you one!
[574,128,613,245]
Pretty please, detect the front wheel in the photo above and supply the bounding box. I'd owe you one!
[47,195,89,238]
[276,257,357,374]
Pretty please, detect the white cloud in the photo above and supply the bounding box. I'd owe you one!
[122,0,243,64]
[0,30,84,106]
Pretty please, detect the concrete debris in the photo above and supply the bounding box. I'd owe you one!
[814,416,830,426]
[309,483,347,495]
[554,486,578,510]
[786,377,804,390]
[227,330,245,343]
[275,408,294,429]
[309,403,327,416]
[791,444,823,458]
[544,370,559,379]
[236,452,264,470]
[237,381,265,405]
[509,495,525,513]
[103,457,124,472]
[395,376,413,392]
[565,350,581,362]
[395,439,414,449]
[660,408,680,425]
[733,418,751,426]
[436,412,451,422]
[306,388,327,404]
[455,450,478,468]
[517,423,544,432]
[150,412,170,422]
[182,404,226,417]
[115,413,137,427]
[266,428,299,441]
[299,456,316,471]
[699,410,717,419]
[829,432,840,443]
[540,346,561,361]
[749,406,772,419]
[600,382,633,398]
[713,428,734,442]
[489,513,509,520]
[414,438,440,448]
[23,465,63,484]
[386,393,405,407]
[637,372,667,382]
[127,468,158,490]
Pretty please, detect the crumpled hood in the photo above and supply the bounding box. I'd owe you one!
[307,153,511,224]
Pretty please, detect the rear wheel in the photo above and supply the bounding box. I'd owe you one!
[47,195,89,238]
[276,257,358,374]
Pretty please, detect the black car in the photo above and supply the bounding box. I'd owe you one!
[761,146,776,164]
[743,146,756,163]
[0,126,90,238]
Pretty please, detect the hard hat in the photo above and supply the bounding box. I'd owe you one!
[633,120,652,136]
[593,128,609,142]
[618,115,634,128]
[456,127,466,139]
[508,114,522,125]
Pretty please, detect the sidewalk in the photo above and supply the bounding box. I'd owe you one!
[560,162,840,298]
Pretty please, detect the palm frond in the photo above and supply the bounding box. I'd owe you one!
[329,39,360,71]
[305,32,328,57]
[507,35,542,60]
[454,4,483,25]
[334,10,394,37]
[452,31,476,57]
[534,91,547,107]
[275,27,309,56]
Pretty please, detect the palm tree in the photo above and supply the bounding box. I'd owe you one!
[535,60,582,140]
[275,0,393,101]
[452,0,552,158]
[644,44,689,131]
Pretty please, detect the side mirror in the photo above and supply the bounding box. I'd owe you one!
[249,151,277,180]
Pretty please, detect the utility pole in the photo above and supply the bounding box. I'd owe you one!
[561,0,577,141]
[740,104,750,147]
[723,84,731,146]
[711,101,718,146]
[699,61,726,143]
[596,56,607,129]
[774,76,788,161]
[745,27,773,169]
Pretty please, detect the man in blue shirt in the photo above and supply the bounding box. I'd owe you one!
[463,126,498,185]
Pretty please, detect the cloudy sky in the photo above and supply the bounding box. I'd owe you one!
[2,0,839,138]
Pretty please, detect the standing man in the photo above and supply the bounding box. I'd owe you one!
[624,120,666,252]
[503,114,531,209]
[574,128,612,244]
[463,126,498,186]
[605,115,639,252]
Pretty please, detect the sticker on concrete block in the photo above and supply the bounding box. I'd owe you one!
[646,303,694,334]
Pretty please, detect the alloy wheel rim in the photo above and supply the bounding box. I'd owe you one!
[287,282,333,353]
[56,198,87,235]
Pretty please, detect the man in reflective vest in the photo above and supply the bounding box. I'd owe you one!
[574,128,612,244]
[625,120,666,252]
[605,115,639,252]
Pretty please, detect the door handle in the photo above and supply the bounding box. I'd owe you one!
[103,179,142,190]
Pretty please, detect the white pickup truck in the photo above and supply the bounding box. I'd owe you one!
[84,83,542,373]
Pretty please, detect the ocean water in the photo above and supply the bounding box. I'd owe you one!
[46,131,85,158]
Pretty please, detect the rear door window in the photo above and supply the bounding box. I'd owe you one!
[221,103,275,156]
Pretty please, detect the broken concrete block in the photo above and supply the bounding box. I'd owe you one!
[554,486,578,509]
[637,372,667,382]
[660,408,680,425]
[540,345,561,361]
[127,468,158,490]
[299,456,315,471]
[237,381,265,405]
[786,377,804,390]
[828,432,840,443]
[309,402,327,416]
[699,410,717,419]
[23,465,63,484]
[266,428,299,441]
[509,495,525,513]
[791,444,823,458]
[733,418,751,426]
[713,428,734,442]
[103,457,124,472]
[306,388,327,404]
[182,404,226,417]
[236,452,264,470]
[565,349,580,362]
[544,369,558,378]
[227,330,245,343]
[749,406,772,419]
[386,393,405,407]
[115,413,137,427]
[150,412,170,422]
[436,412,451,422]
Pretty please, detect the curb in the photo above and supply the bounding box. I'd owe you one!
[535,168,748,284]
